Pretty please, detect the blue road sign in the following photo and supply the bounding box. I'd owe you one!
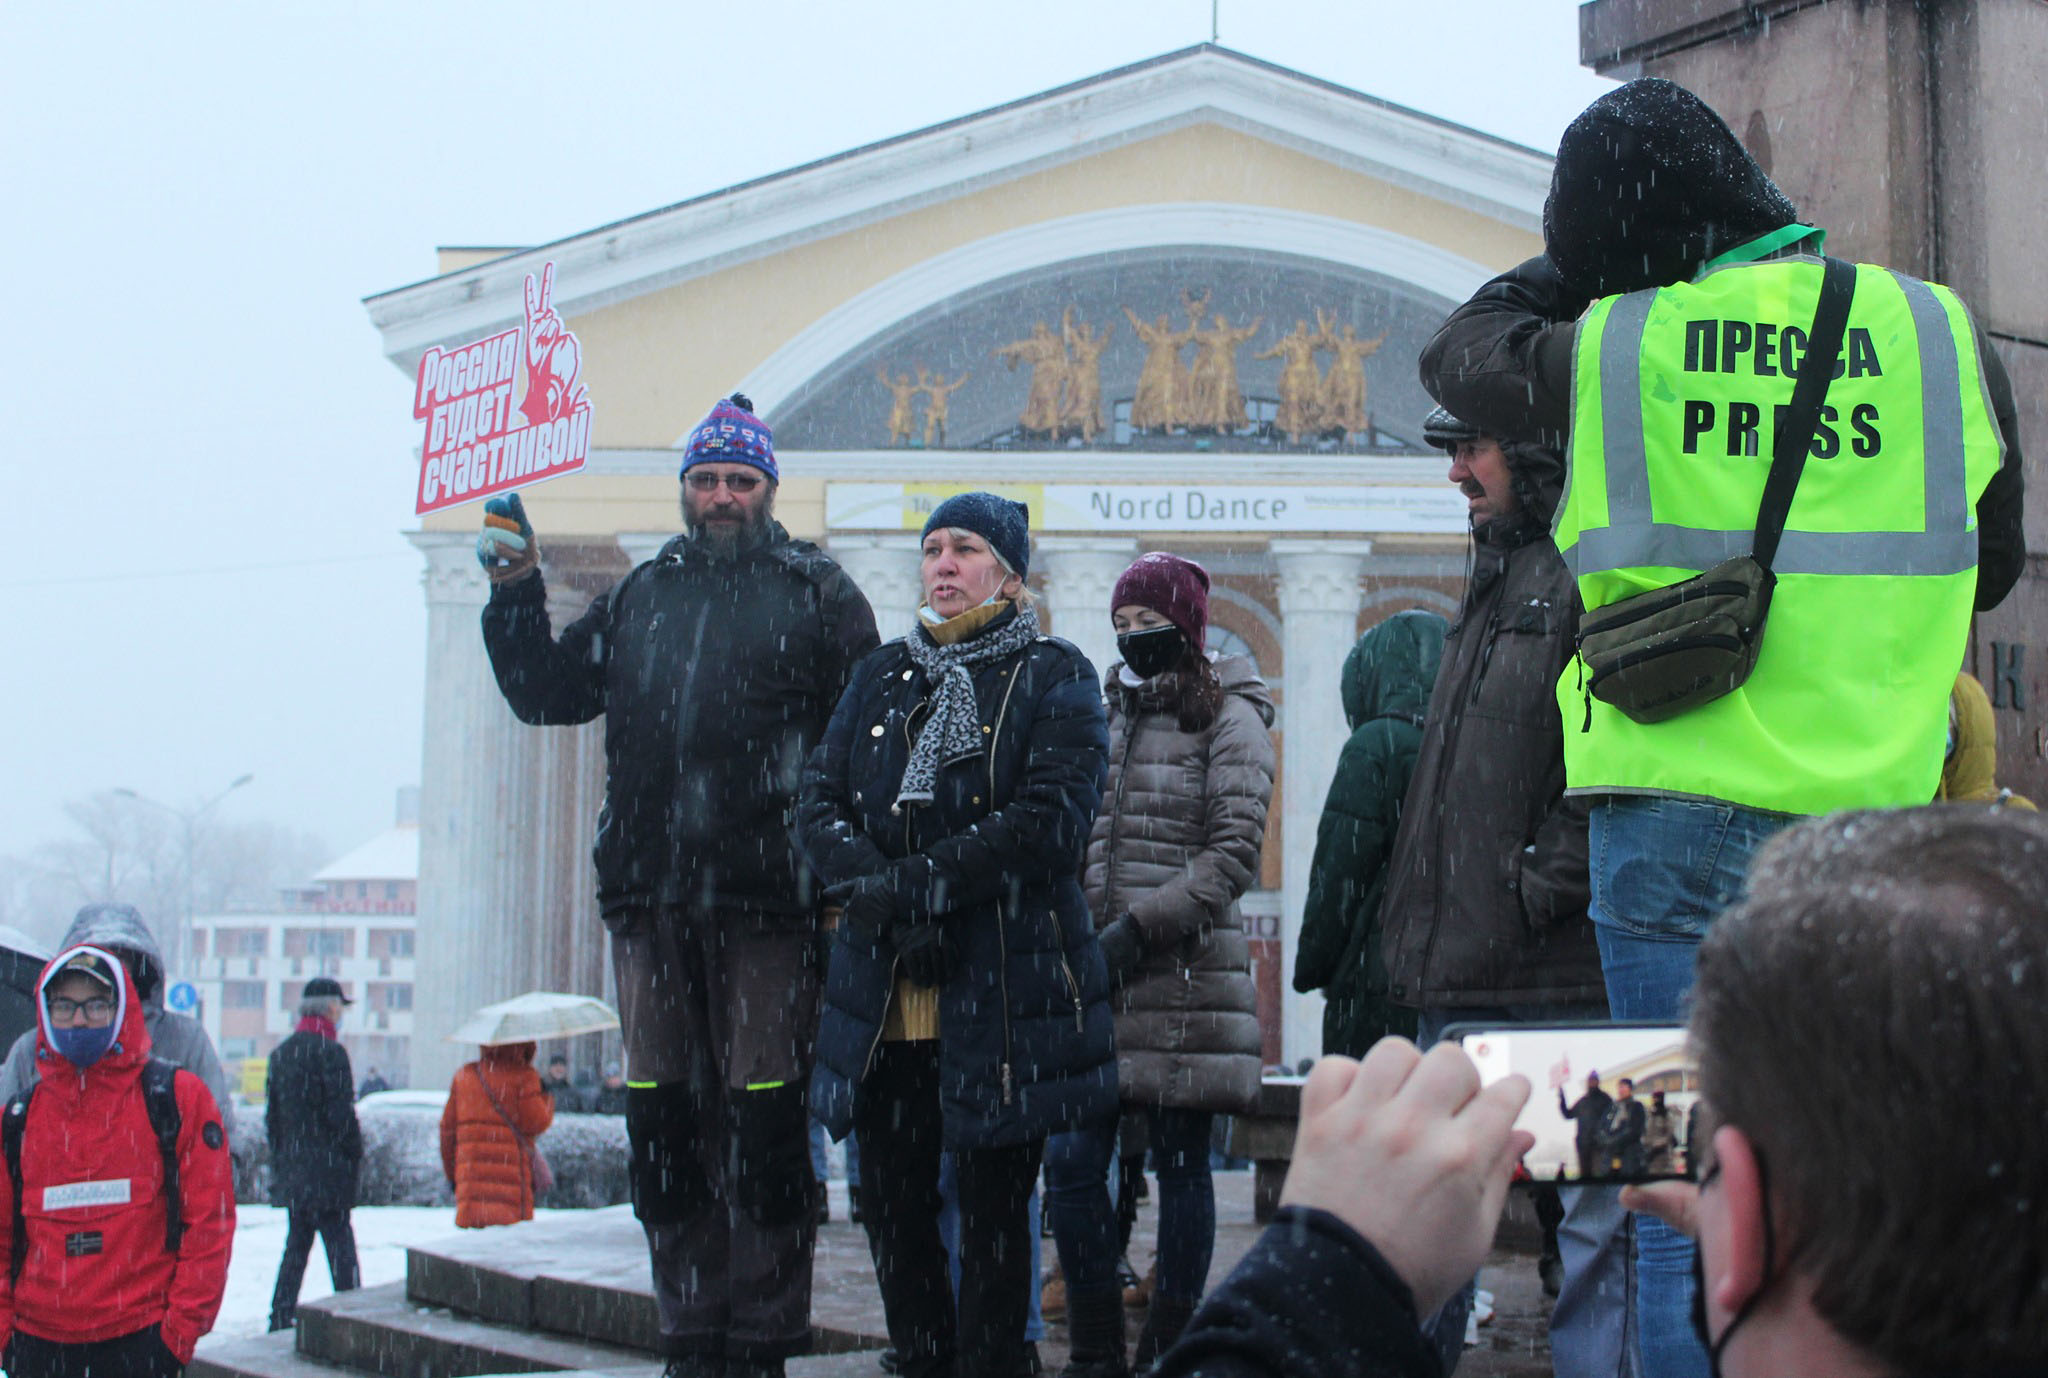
[167,981,199,1013]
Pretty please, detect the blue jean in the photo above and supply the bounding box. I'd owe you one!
[808,1115,859,1186]
[1416,1003,1611,1378]
[1046,1107,1216,1305]
[1590,796,1793,1378]
[938,1151,1044,1341]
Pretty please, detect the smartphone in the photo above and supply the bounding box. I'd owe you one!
[1446,1021,1699,1185]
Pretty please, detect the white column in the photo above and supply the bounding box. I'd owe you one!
[827,533,924,643]
[406,532,536,1091]
[1271,538,1373,1069]
[1035,536,1140,687]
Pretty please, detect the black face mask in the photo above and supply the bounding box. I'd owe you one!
[1118,625,1186,679]
[1689,1154,1777,1378]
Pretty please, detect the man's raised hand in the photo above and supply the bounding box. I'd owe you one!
[1278,1039,1533,1319]
[477,492,539,584]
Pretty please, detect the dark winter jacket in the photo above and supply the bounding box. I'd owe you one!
[1152,1206,1437,1378]
[1378,442,1606,1010]
[1084,656,1275,1114]
[483,522,881,919]
[1292,612,1446,1058]
[0,905,237,1139]
[801,611,1117,1150]
[265,1021,361,1211]
[0,946,235,1365]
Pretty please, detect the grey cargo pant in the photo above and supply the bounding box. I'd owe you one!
[611,904,822,1361]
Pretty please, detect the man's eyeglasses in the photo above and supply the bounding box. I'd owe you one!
[686,472,764,493]
[47,996,115,1021]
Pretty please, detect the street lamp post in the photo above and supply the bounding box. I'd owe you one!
[114,773,253,981]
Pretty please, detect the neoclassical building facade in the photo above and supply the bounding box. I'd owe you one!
[367,46,1549,1087]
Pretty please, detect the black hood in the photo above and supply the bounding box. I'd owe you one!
[1544,77,1799,298]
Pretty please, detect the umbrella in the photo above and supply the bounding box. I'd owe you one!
[446,991,620,1046]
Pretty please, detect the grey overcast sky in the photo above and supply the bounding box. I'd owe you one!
[0,2,1611,865]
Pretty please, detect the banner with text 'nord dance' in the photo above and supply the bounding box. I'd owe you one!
[413,261,593,515]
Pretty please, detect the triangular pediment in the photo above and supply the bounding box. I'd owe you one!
[365,45,1550,370]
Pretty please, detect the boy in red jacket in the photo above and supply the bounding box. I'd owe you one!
[0,945,235,1376]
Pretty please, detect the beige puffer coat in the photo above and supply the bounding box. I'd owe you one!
[1083,655,1275,1114]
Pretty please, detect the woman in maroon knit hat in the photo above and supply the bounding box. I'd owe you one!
[1044,551,1277,1375]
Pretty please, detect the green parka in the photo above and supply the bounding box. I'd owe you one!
[1292,610,1447,1057]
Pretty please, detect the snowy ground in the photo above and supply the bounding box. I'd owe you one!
[200,1204,584,1351]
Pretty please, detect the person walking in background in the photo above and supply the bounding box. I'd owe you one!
[440,1040,555,1228]
[479,395,878,1378]
[355,1066,390,1100]
[266,976,362,1333]
[1292,611,1447,1056]
[1641,1092,1677,1176]
[1045,552,1275,1376]
[0,905,238,1141]
[801,493,1115,1378]
[0,946,235,1377]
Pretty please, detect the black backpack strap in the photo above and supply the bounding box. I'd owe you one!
[4,1086,33,1287]
[140,1057,184,1255]
[1753,256,1859,571]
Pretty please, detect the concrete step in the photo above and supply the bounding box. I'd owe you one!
[297,1281,663,1376]
[405,1204,886,1354]
[189,1329,359,1378]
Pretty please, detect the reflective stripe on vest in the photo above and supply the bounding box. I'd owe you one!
[1557,256,2004,814]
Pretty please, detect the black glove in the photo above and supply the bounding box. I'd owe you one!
[1096,914,1146,991]
[893,921,957,988]
[841,885,895,945]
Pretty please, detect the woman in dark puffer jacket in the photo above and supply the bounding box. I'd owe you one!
[802,492,1116,1378]
[1046,553,1276,1377]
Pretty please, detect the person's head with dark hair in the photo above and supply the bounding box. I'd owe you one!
[1544,77,1804,299]
[1686,807,2048,1375]
[1615,1077,1634,1100]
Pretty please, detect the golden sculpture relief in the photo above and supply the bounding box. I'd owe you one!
[994,321,1069,435]
[1255,319,1327,444]
[876,366,921,447]
[917,366,970,448]
[1318,309,1386,440]
[1186,310,1262,432]
[1122,306,1192,432]
[1059,306,1115,443]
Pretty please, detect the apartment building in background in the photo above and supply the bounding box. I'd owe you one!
[192,790,419,1089]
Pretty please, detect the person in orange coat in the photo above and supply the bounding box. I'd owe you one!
[439,1041,554,1228]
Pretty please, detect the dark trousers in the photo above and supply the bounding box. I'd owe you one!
[855,1040,1043,1378]
[613,906,820,1360]
[8,1325,183,1376]
[269,1207,359,1328]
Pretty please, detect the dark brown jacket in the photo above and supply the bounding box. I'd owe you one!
[1378,440,1607,1009]
[1084,656,1275,1114]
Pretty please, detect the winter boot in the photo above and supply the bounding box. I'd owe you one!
[1061,1286,1128,1378]
[726,1359,785,1378]
[1131,1294,1197,1374]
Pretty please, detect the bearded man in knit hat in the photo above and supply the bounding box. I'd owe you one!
[1420,78,2025,1378]
[478,395,880,1378]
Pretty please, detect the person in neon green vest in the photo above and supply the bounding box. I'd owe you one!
[1419,77,2024,1378]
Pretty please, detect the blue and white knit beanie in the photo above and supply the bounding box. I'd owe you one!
[922,492,1031,579]
[680,394,777,481]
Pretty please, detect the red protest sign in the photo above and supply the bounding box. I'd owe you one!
[414,261,594,515]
